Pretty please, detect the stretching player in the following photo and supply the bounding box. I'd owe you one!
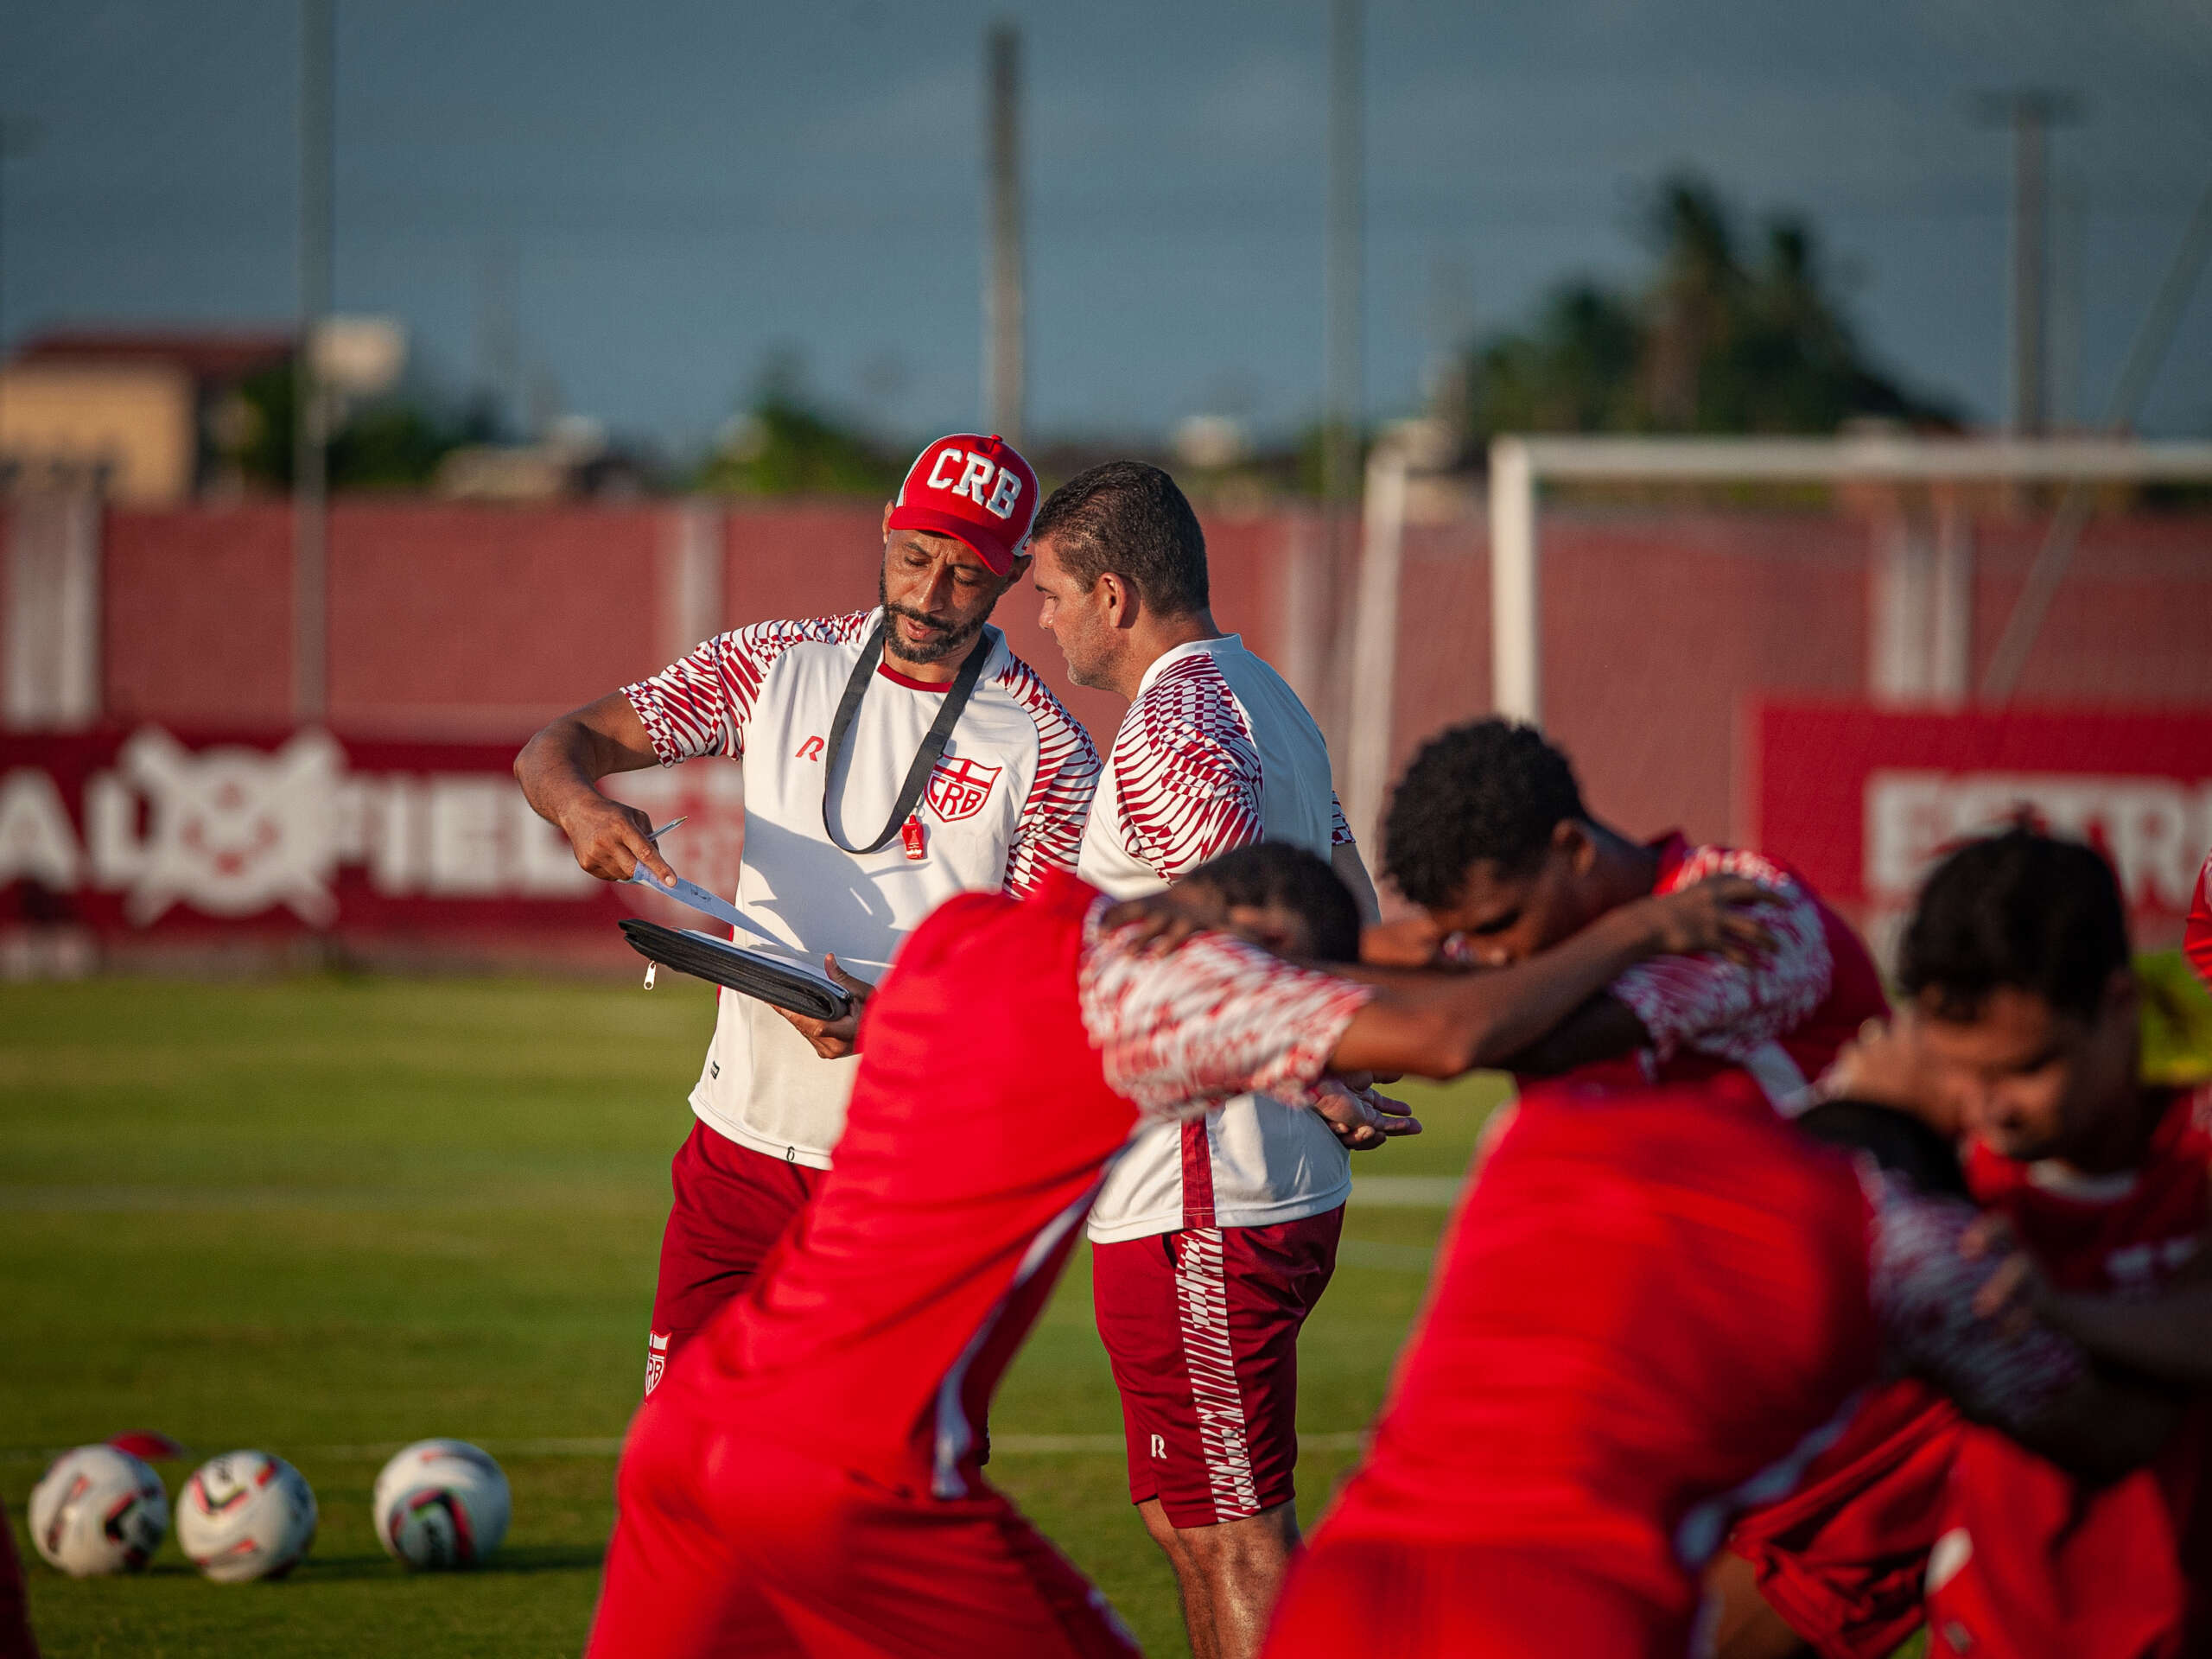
[1029,461,1389,1659]
[1259,1069,2178,1659]
[582,845,1774,1659]
[1374,720,1886,1099]
[1719,829,2212,1659]
[517,433,1098,1395]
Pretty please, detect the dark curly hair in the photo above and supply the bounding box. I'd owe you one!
[1382,720,1586,908]
[1029,461,1209,617]
[1899,827,2130,1023]
[1185,842,1361,963]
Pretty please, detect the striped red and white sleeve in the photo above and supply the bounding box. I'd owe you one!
[1330,791,1355,848]
[995,657,1103,899]
[1077,904,1372,1120]
[1111,654,1265,883]
[1607,844,1834,1064]
[622,611,874,765]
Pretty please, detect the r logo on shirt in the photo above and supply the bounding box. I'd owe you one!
[795,736,826,761]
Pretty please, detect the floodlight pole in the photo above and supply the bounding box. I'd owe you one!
[1975,90,2078,438]
[982,22,1024,442]
[1323,0,1363,513]
[294,0,334,723]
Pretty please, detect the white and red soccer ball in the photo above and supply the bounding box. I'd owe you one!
[372,1440,510,1570]
[175,1451,318,1583]
[28,1446,169,1577]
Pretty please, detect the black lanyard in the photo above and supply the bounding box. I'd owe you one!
[820,618,993,855]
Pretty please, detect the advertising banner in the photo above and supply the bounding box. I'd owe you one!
[0,725,741,958]
[1748,702,2212,954]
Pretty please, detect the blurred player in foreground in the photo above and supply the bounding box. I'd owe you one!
[1259,1065,2177,1659]
[1030,461,1388,1659]
[2189,845,2212,984]
[581,845,1774,1659]
[1372,719,1886,1099]
[517,433,1097,1395]
[1717,829,2212,1659]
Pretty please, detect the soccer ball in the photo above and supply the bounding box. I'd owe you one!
[175,1451,317,1583]
[28,1445,168,1576]
[372,1440,510,1569]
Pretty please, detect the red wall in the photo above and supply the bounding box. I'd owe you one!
[64,496,2212,875]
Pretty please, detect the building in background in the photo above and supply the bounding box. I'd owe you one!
[0,328,295,504]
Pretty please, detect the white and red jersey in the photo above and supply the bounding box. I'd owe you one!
[1077,635,1358,1243]
[625,608,1099,1167]
[1531,834,1889,1113]
[665,872,1371,1501]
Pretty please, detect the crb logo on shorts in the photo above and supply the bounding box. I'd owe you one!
[644,1330,671,1396]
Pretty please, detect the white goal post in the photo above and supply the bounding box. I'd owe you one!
[1486,435,2212,726]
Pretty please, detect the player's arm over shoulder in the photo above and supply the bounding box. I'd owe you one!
[1605,847,1834,1065]
[1873,1181,2182,1484]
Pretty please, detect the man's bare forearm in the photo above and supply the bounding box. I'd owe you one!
[1493,994,1653,1077]
[2044,1285,2212,1386]
[1329,907,1670,1079]
[514,692,679,884]
[515,693,659,825]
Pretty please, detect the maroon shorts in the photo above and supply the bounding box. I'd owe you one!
[645,1120,824,1397]
[1090,1207,1342,1529]
[585,1387,1139,1659]
[1262,1539,1691,1659]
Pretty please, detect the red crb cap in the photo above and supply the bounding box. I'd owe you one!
[886,433,1039,576]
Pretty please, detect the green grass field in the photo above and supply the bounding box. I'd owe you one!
[0,976,1504,1657]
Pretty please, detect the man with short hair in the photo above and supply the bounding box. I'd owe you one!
[1715,829,2212,1659]
[582,843,1773,1659]
[1373,718,1887,1100]
[1028,461,1389,1659]
[518,434,1099,1395]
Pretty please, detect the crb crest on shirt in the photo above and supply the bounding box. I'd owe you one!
[925,754,1003,823]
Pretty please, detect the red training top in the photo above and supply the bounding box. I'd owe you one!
[651,869,1370,1503]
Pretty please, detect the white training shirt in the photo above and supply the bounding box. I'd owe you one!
[626,607,1099,1167]
[1078,634,1358,1243]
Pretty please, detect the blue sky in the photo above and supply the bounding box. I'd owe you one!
[3,0,2209,456]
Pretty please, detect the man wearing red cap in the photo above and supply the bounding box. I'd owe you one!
[518,434,1100,1395]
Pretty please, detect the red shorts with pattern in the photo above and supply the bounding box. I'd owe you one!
[585,1387,1139,1659]
[1262,1539,1692,1659]
[645,1120,823,1397]
[1090,1206,1342,1529]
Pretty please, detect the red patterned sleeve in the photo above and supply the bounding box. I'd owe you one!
[995,658,1103,899]
[1608,844,1834,1064]
[1867,1169,2088,1428]
[1077,907,1372,1118]
[1111,655,1265,882]
[622,612,874,765]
